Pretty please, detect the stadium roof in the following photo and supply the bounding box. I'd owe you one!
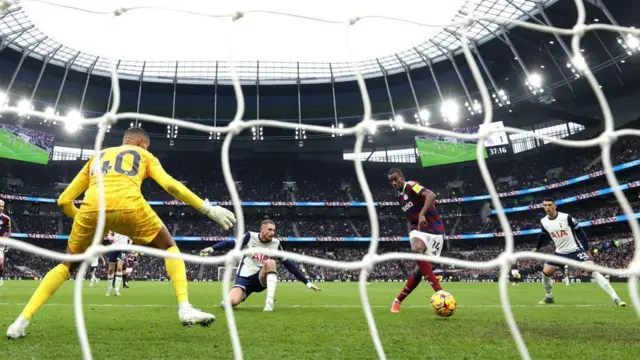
[1,0,557,85]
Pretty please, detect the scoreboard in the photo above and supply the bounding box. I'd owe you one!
[479,121,513,159]
[415,121,514,167]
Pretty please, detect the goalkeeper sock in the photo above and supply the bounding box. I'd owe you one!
[265,272,278,304]
[21,264,70,320]
[417,261,442,292]
[542,274,553,297]
[115,272,123,292]
[164,246,189,304]
[396,271,422,303]
[107,274,114,290]
[592,272,620,301]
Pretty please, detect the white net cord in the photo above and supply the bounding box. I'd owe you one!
[0,1,638,359]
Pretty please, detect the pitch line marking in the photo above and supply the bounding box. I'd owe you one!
[0,303,622,309]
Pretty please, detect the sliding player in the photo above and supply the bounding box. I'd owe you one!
[534,198,625,307]
[0,199,11,287]
[387,168,445,313]
[201,219,320,312]
[7,127,236,339]
[88,254,105,287]
[105,231,130,296]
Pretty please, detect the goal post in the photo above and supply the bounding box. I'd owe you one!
[217,266,238,282]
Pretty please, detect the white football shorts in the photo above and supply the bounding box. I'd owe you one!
[409,230,444,258]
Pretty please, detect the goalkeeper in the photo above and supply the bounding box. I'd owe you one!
[7,127,236,339]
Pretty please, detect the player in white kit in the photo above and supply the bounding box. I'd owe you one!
[201,219,320,312]
[533,199,625,307]
[88,254,105,287]
[105,231,131,296]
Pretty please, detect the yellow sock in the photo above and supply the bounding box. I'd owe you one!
[165,246,189,304]
[21,264,70,320]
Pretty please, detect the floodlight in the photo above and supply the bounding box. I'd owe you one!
[441,100,459,123]
[65,110,82,133]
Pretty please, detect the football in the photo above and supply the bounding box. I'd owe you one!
[430,290,456,317]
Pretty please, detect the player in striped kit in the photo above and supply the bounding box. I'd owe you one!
[387,168,445,313]
[201,219,320,312]
[534,199,625,307]
[123,253,137,288]
[105,231,130,296]
[0,200,11,287]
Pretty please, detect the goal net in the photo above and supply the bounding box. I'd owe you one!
[0,1,639,360]
[217,267,238,282]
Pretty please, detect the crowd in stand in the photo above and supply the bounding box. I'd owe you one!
[3,137,639,204]
[7,196,640,239]
[4,233,634,282]
[1,136,639,282]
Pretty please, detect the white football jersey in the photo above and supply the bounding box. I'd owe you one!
[236,231,281,278]
[111,233,131,246]
[540,212,584,254]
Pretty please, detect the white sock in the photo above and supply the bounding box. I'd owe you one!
[179,301,191,311]
[107,275,114,290]
[115,272,123,291]
[16,315,29,327]
[265,273,278,304]
[592,272,619,301]
[542,274,553,297]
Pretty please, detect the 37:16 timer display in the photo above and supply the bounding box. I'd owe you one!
[487,145,511,158]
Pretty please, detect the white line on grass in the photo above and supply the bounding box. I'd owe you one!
[0,303,621,309]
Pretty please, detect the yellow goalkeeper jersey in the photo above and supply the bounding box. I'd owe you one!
[57,145,204,216]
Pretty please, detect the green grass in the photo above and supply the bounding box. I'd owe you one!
[1,281,638,359]
[0,128,50,165]
[416,138,487,167]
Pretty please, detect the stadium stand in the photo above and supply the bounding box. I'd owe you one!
[2,137,638,282]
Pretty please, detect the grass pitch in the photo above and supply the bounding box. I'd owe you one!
[416,138,487,167]
[1,281,638,360]
[0,128,50,165]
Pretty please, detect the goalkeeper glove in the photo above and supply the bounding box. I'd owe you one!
[199,200,236,231]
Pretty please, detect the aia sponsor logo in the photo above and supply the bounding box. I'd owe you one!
[550,230,569,238]
[251,253,269,263]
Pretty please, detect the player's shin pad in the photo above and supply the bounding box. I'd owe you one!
[165,246,189,304]
[592,272,619,300]
[265,273,277,303]
[542,274,553,297]
[21,264,70,320]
